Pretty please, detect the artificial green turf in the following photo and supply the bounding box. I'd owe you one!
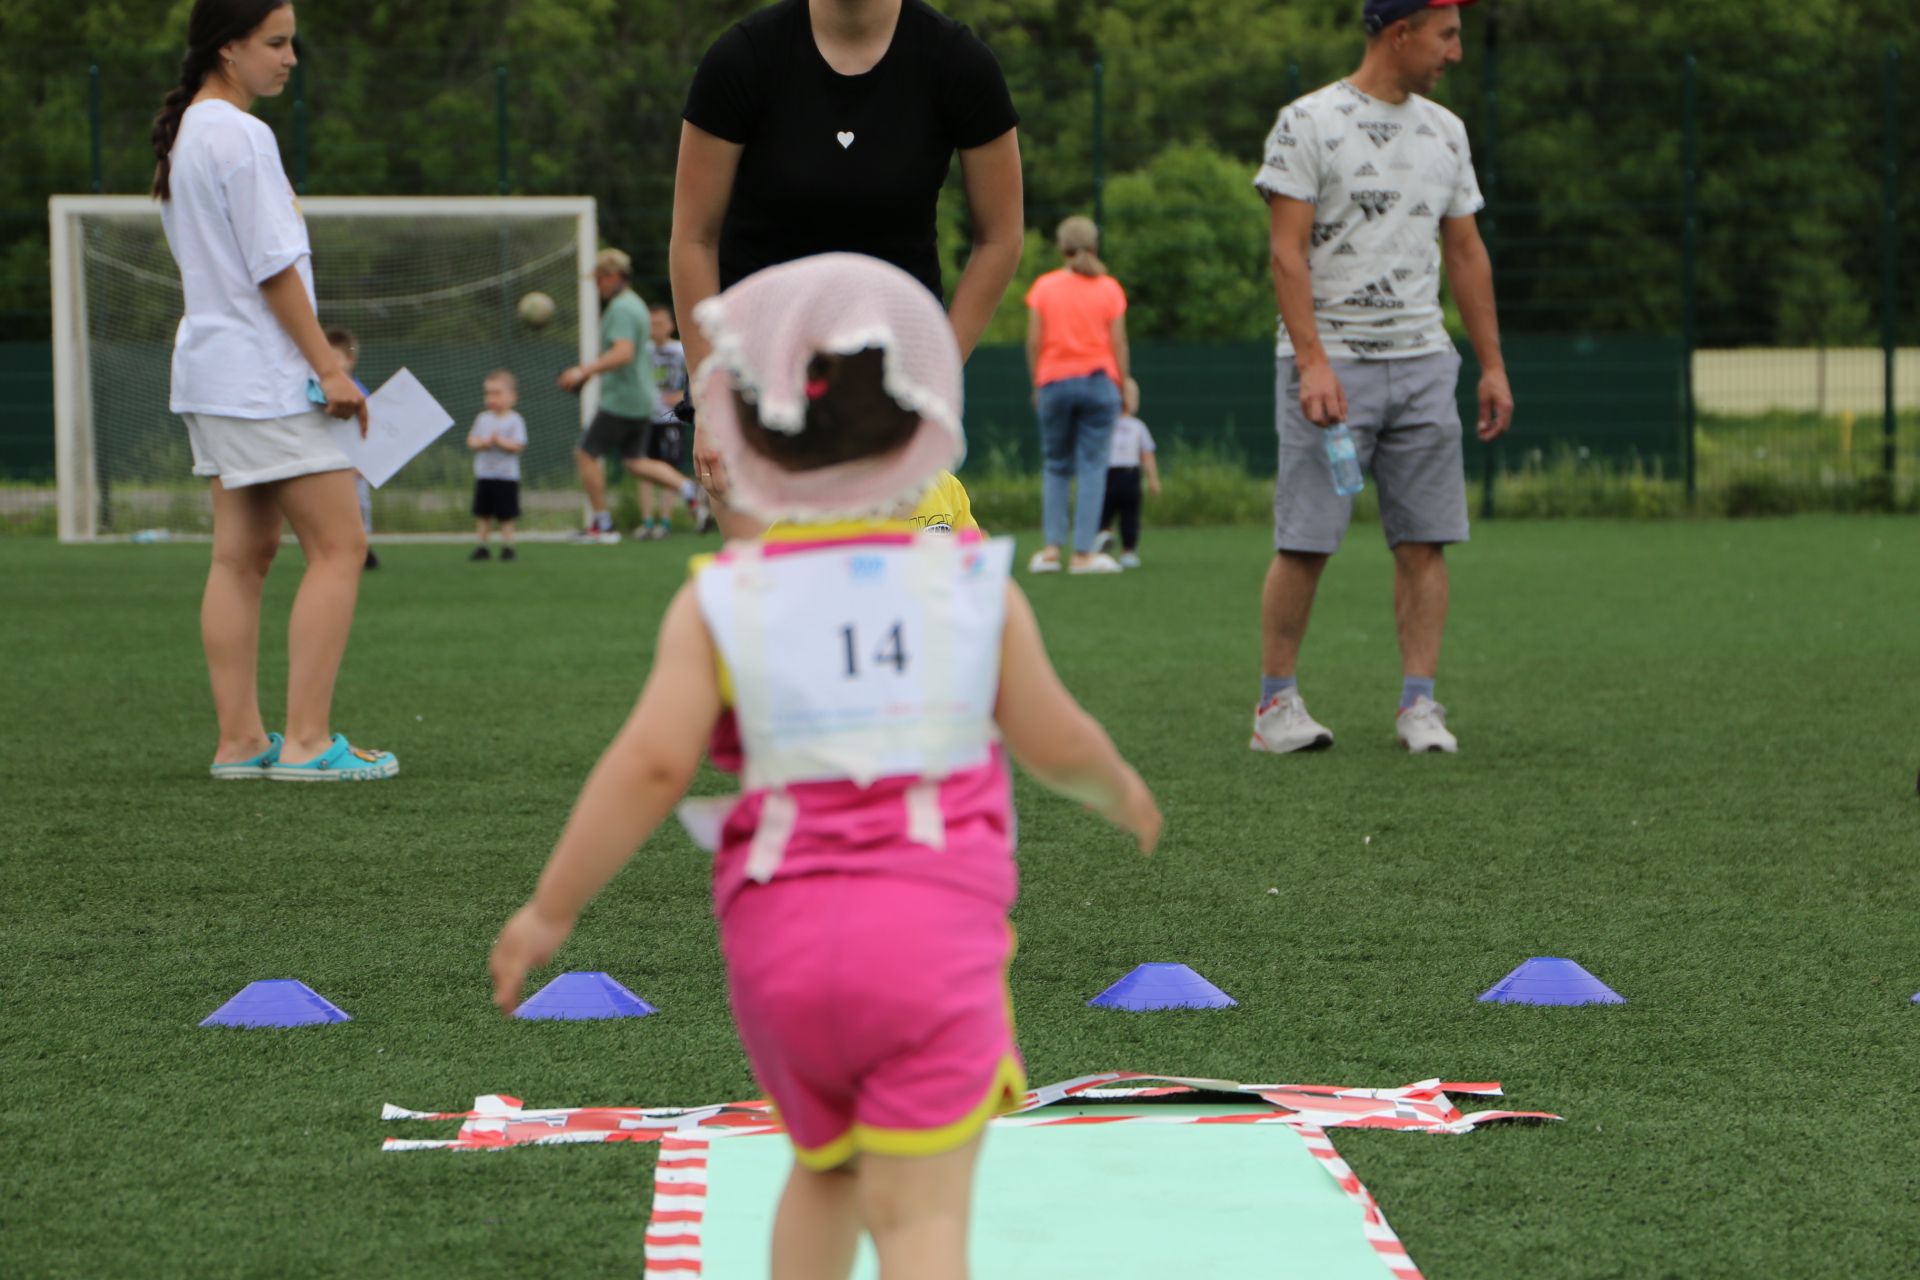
[3,519,1918,1278]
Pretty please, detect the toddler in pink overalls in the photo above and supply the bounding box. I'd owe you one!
[491,254,1160,1280]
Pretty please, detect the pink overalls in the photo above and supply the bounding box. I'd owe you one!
[688,525,1025,1169]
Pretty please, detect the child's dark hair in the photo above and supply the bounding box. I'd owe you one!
[150,0,291,200]
[323,326,358,357]
[733,349,920,472]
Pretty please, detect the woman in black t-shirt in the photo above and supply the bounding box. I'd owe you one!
[669,0,1024,525]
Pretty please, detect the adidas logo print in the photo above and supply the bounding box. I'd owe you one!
[1333,242,1358,256]
[1393,268,1416,282]
[1311,219,1348,248]
[1346,339,1394,355]
[1340,280,1405,311]
[1356,120,1402,148]
[1351,189,1401,221]
[1416,123,1437,137]
[1337,103,1359,116]
[1325,137,1344,152]
[1410,202,1433,217]
[1355,162,1379,177]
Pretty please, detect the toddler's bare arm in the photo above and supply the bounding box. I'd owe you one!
[993,585,1159,853]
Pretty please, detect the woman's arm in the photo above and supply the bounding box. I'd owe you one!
[259,267,366,432]
[1108,310,1131,388]
[669,121,742,396]
[669,120,761,537]
[949,128,1025,361]
[1025,305,1044,403]
[490,585,723,1012]
[1142,448,1162,497]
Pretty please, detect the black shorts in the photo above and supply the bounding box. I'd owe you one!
[644,421,685,466]
[578,410,650,460]
[473,478,521,521]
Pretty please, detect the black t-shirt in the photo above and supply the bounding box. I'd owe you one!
[683,0,1019,299]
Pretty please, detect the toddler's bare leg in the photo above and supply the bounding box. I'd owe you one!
[859,1136,984,1280]
[770,1160,861,1280]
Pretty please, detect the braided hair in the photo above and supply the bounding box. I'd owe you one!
[150,0,288,200]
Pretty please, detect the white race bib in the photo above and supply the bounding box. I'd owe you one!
[696,536,1014,790]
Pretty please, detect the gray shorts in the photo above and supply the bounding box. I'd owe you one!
[1273,350,1470,553]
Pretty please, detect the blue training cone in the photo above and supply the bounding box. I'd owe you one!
[1088,963,1238,1011]
[1478,956,1624,1006]
[201,979,351,1028]
[515,971,657,1021]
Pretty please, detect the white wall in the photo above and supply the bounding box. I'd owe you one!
[1694,348,1920,416]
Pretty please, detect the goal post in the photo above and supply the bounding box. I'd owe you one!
[48,195,600,542]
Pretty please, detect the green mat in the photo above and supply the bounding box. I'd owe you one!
[677,1106,1401,1279]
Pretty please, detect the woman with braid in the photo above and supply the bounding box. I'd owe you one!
[153,0,396,781]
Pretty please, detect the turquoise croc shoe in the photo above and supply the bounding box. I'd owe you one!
[266,733,399,782]
[210,733,282,781]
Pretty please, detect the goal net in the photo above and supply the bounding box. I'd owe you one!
[50,196,598,541]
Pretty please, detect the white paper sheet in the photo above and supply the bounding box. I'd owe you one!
[327,368,455,488]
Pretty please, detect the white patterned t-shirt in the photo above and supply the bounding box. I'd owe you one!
[1253,80,1483,361]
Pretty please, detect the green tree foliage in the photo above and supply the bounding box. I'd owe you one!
[3,0,1911,346]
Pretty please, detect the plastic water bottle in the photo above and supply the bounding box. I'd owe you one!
[1324,423,1365,497]
[130,528,172,544]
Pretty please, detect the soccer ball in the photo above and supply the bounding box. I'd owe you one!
[517,291,557,329]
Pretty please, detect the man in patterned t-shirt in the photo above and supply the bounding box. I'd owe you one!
[1248,0,1514,758]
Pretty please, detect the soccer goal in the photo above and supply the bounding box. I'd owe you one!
[49,195,599,541]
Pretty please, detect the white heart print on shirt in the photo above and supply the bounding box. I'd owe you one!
[836,131,855,150]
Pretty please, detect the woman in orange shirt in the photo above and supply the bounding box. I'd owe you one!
[1024,216,1130,574]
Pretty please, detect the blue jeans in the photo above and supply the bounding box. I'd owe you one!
[1036,373,1121,554]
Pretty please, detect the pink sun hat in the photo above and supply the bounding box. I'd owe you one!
[692,253,965,523]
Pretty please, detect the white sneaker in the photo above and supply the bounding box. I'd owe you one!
[1118,551,1141,569]
[569,525,618,545]
[1397,695,1458,754]
[1069,553,1123,575]
[1028,549,1062,574]
[1094,530,1114,554]
[1249,689,1334,753]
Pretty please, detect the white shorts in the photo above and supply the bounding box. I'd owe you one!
[184,409,354,489]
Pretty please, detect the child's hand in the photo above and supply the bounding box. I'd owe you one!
[489,903,575,1015]
[1114,770,1161,855]
[1148,478,1163,498]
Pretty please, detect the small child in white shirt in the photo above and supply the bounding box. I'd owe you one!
[467,370,528,561]
[1098,377,1161,568]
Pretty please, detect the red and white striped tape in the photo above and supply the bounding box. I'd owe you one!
[1297,1123,1425,1280]
[383,1074,1556,1152]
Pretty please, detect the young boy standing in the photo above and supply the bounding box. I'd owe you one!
[640,302,690,539]
[468,370,528,561]
[1099,377,1162,568]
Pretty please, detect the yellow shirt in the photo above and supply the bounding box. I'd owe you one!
[763,470,979,538]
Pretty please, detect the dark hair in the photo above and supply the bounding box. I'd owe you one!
[323,326,357,356]
[151,0,290,200]
[733,349,920,472]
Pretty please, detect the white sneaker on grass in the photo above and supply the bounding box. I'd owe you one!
[1069,552,1124,575]
[1249,689,1334,754]
[1118,551,1141,569]
[1397,695,1458,754]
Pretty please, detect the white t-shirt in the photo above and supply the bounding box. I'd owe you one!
[160,99,318,418]
[469,410,528,481]
[651,339,687,425]
[1253,80,1483,361]
[1108,415,1156,468]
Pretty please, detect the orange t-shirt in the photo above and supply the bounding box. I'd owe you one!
[1025,269,1127,388]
